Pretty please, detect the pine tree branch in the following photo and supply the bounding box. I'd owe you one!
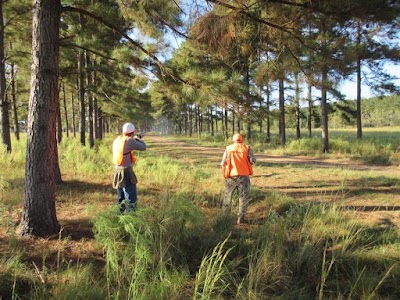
[60,42,117,61]
[143,8,189,39]
[62,6,165,71]
[61,5,192,85]
[206,0,314,51]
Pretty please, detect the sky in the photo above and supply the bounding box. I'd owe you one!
[339,64,400,100]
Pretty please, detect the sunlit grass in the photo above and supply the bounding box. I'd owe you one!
[175,127,400,164]
[1,131,399,299]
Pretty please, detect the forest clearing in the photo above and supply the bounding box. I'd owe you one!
[1,132,399,299]
[1,0,399,299]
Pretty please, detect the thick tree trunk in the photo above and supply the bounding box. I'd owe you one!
[19,0,61,237]
[0,2,11,152]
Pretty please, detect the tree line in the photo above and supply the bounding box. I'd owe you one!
[149,0,399,150]
[0,0,398,237]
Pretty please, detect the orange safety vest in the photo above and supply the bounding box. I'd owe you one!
[223,143,253,178]
[112,135,137,166]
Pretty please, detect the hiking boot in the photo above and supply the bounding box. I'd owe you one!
[119,203,126,213]
[237,217,245,225]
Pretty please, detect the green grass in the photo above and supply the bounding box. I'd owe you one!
[0,132,399,299]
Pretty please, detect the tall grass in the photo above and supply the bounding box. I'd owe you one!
[1,133,400,299]
[193,236,233,300]
[234,203,400,299]
[93,193,208,299]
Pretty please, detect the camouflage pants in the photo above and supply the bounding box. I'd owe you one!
[222,176,250,218]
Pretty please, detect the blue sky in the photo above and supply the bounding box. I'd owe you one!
[339,64,399,100]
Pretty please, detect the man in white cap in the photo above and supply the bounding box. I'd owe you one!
[112,122,146,213]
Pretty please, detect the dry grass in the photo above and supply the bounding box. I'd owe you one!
[1,133,399,299]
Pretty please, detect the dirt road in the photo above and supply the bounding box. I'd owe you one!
[147,135,400,230]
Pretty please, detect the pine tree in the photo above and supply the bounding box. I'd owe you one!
[18,0,61,237]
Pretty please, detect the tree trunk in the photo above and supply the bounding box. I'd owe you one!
[71,92,76,138]
[0,2,11,152]
[224,105,228,140]
[98,108,103,140]
[93,70,99,140]
[57,82,62,143]
[215,106,222,133]
[188,105,193,137]
[356,19,362,139]
[258,87,263,134]
[78,48,85,145]
[232,109,235,134]
[85,51,94,148]
[266,84,271,142]
[19,0,61,237]
[194,104,199,137]
[246,121,251,141]
[279,77,286,145]
[54,137,62,184]
[295,73,301,140]
[62,83,69,138]
[321,68,329,152]
[210,106,214,137]
[11,62,20,141]
[184,105,188,136]
[307,81,312,138]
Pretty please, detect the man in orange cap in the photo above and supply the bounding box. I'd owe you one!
[221,133,256,225]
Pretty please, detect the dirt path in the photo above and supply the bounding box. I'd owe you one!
[146,135,400,230]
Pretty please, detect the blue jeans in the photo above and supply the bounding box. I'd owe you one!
[117,184,137,213]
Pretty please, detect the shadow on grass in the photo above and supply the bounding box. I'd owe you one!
[60,218,95,240]
[56,179,113,204]
[255,158,391,170]
[338,205,400,212]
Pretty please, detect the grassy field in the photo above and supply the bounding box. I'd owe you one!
[178,127,400,165]
[0,130,399,299]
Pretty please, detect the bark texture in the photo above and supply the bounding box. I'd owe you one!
[19,0,61,237]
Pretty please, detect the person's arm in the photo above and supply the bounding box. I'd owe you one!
[126,137,146,151]
[248,147,256,164]
[221,149,228,166]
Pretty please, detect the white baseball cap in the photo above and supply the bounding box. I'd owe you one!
[122,122,135,134]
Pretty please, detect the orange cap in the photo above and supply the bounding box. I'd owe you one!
[232,133,243,143]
